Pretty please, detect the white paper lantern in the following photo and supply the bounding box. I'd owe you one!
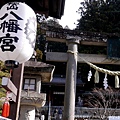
[0,2,37,66]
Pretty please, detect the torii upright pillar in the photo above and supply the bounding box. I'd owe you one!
[63,37,79,120]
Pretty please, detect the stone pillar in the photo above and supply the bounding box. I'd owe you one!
[25,108,35,120]
[19,106,35,120]
[63,37,79,120]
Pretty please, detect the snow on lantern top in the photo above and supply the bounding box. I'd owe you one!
[0,2,37,66]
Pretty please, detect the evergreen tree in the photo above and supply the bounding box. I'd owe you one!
[35,18,66,62]
[76,0,120,33]
[47,18,63,28]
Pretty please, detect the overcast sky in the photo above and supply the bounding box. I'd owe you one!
[58,0,81,29]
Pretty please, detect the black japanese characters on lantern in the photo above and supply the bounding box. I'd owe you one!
[0,33,18,52]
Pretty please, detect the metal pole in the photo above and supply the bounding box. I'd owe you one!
[63,38,79,120]
[48,88,51,120]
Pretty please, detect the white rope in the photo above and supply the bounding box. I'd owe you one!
[67,50,78,55]
[67,50,120,88]
[67,50,120,76]
[79,56,120,76]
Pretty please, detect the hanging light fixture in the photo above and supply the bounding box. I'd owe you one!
[0,2,37,68]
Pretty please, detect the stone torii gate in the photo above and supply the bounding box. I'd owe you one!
[46,34,120,120]
[47,36,81,120]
